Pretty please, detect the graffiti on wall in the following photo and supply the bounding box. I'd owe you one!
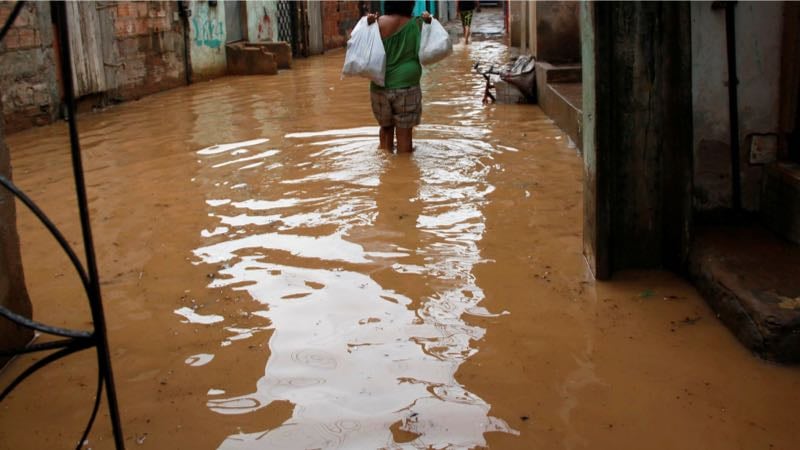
[192,7,225,48]
[256,7,274,42]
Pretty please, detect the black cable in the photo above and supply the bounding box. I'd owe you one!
[0,337,92,357]
[0,176,91,292]
[51,2,126,447]
[0,342,91,402]
[0,306,92,340]
[76,372,104,450]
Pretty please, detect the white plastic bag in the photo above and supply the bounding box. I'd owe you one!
[419,18,452,66]
[342,17,386,86]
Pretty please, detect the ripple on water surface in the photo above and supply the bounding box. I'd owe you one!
[185,36,519,449]
[187,121,518,448]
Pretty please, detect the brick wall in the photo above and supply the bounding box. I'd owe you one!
[0,1,60,133]
[0,1,189,133]
[111,1,188,100]
[322,1,361,50]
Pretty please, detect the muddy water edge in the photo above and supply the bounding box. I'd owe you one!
[2,36,799,450]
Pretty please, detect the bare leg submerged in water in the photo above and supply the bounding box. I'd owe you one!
[379,126,414,153]
[379,126,394,151]
[396,127,413,153]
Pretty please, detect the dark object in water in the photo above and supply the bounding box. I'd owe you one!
[473,61,498,104]
[474,55,537,105]
[500,55,536,103]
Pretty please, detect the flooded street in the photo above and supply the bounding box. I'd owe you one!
[2,12,799,450]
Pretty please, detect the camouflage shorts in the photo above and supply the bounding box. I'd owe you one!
[460,10,474,27]
[370,85,422,129]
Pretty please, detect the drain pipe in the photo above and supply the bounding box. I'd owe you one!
[712,1,741,212]
[178,1,192,85]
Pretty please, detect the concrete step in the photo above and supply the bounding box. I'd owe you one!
[535,62,582,150]
[225,42,280,76]
[688,224,800,362]
[243,42,292,69]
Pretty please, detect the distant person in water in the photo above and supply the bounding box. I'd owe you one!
[458,0,476,44]
[367,2,432,153]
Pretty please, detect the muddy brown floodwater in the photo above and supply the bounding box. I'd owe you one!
[2,25,799,450]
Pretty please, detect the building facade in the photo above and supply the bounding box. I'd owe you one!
[0,0,367,134]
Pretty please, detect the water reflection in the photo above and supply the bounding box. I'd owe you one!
[190,123,516,447]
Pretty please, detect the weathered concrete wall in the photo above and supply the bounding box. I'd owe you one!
[246,1,279,43]
[509,0,524,48]
[692,2,783,212]
[762,163,800,245]
[322,0,360,50]
[535,1,580,64]
[582,2,693,279]
[190,1,227,80]
[112,1,188,100]
[0,1,60,133]
[436,0,453,23]
[510,1,581,63]
[526,1,535,54]
[0,98,33,366]
[308,1,324,55]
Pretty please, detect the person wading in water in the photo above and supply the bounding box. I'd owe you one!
[458,0,477,44]
[367,2,432,153]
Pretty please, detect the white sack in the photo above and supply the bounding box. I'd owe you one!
[419,18,452,66]
[342,17,386,86]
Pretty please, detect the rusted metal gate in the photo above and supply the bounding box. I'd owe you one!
[277,0,309,56]
[276,0,292,44]
[293,0,310,57]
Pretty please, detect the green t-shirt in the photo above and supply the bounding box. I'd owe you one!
[371,18,422,91]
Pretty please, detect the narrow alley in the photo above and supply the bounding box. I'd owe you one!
[1,5,799,450]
